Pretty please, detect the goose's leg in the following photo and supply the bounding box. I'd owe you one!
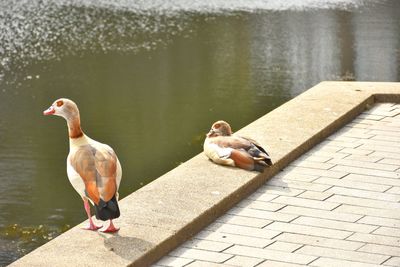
[82,198,101,231]
[100,219,119,233]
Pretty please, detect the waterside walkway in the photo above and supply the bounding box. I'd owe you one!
[155,103,400,267]
[10,82,400,267]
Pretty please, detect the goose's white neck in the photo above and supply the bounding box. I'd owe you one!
[69,134,89,148]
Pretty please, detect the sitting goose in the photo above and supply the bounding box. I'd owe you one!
[204,120,272,172]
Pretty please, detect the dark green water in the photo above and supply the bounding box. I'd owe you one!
[0,0,399,265]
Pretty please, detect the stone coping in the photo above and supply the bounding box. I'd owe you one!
[10,82,400,267]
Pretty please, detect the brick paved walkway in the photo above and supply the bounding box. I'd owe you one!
[154,103,400,267]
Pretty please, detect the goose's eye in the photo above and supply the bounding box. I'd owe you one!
[214,123,220,129]
[56,100,64,107]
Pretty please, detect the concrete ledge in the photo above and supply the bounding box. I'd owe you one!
[10,82,400,267]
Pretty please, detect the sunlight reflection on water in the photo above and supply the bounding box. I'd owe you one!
[0,0,381,79]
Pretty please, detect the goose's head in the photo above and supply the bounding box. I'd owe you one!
[207,120,232,138]
[43,98,80,120]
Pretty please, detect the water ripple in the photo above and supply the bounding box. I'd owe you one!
[0,0,191,79]
[0,0,382,81]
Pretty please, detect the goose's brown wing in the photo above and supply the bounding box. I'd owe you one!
[69,145,118,204]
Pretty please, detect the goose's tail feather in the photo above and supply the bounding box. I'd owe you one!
[94,195,120,221]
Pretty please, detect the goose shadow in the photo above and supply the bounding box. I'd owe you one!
[99,232,154,261]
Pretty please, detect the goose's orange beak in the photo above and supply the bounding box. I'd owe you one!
[43,105,55,115]
[207,129,216,138]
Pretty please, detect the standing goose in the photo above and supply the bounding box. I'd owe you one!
[43,98,122,233]
[204,120,272,172]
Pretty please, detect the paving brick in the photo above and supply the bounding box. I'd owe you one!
[297,191,333,201]
[377,103,400,109]
[296,245,390,264]
[237,199,286,212]
[336,128,375,139]
[306,150,350,159]
[279,205,362,222]
[369,103,397,110]
[335,204,400,219]
[227,207,297,222]
[362,138,400,148]
[323,139,362,148]
[386,186,400,194]
[224,245,316,265]
[282,166,347,179]
[330,165,400,179]
[196,230,274,248]
[358,143,400,154]
[344,155,383,163]
[368,125,400,133]
[326,195,400,210]
[368,129,400,139]
[328,158,398,171]
[292,216,377,233]
[301,154,332,163]
[361,113,391,123]
[247,192,281,202]
[340,148,374,156]
[380,105,400,114]
[272,196,339,210]
[274,233,364,251]
[265,222,352,239]
[378,109,400,116]
[358,216,400,228]
[155,256,194,267]
[217,214,272,228]
[327,135,364,143]
[182,239,233,252]
[310,257,382,267]
[358,244,400,256]
[347,233,400,247]
[257,260,306,267]
[289,160,336,170]
[169,247,233,263]
[341,132,375,139]
[184,261,231,267]
[224,255,264,267]
[312,142,343,152]
[347,122,370,129]
[357,113,385,121]
[265,241,303,252]
[326,186,400,202]
[274,172,319,182]
[387,118,400,124]
[383,257,400,266]
[366,103,397,112]
[373,226,400,237]
[334,125,368,132]
[254,185,304,197]
[369,150,400,160]
[206,222,281,239]
[267,179,332,192]
[381,113,400,119]
[343,174,400,187]
[379,158,400,165]
[372,134,400,142]
[314,177,391,192]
